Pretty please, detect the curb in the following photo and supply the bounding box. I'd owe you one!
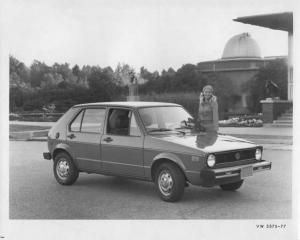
[226,133,292,140]
[9,130,49,141]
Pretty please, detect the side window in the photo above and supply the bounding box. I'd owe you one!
[81,108,106,133]
[129,113,141,136]
[107,108,130,136]
[70,110,84,132]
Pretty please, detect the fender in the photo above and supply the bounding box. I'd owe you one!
[152,152,186,171]
[52,143,77,165]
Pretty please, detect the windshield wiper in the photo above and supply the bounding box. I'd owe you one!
[149,128,186,135]
[175,125,193,130]
[148,128,173,132]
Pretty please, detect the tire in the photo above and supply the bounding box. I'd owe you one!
[155,163,185,202]
[53,152,79,185]
[219,180,244,191]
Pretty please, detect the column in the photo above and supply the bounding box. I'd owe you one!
[288,31,293,100]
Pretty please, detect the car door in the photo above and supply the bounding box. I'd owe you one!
[101,108,144,178]
[67,107,106,172]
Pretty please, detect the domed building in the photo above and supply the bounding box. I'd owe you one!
[222,33,261,59]
[197,32,286,114]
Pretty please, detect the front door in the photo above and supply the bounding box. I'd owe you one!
[66,107,106,172]
[101,108,144,178]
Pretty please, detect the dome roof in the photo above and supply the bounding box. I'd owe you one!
[222,33,261,59]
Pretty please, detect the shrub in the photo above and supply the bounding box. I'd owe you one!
[219,115,263,127]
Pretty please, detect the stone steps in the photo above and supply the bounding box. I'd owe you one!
[273,120,293,124]
[278,116,293,120]
[266,107,293,128]
[265,123,293,128]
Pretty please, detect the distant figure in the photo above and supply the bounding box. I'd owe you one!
[197,85,219,132]
[265,80,279,99]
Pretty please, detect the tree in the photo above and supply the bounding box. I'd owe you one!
[114,63,136,86]
[173,64,204,91]
[72,64,80,77]
[9,55,30,88]
[204,73,235,118]
[52,62,75,84]
[244,59,288,112]
[140,67,158,82]
[30,60,51,88]
[87,68,117,101]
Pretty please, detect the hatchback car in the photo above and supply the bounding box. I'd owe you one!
[43,102,271,202]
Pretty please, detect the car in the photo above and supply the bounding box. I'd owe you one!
[43,101,271,202]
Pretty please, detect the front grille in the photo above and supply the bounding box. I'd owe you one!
[215,149,256,164]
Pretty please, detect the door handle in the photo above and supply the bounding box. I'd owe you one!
[103,137,113,143]
[67,133,76,139]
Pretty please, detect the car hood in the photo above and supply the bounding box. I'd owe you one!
[151,132,257,153]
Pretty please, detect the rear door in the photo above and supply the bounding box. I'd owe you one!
[101,108,144,178]
[66,107,106,172]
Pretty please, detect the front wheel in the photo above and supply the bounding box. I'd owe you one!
[219,180,244,191]
[53,152,79,185]
[155,163,185,202]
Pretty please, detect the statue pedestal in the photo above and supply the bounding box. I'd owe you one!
[127,84,139,101]
[127,95,140,101]
[260,99,292,123]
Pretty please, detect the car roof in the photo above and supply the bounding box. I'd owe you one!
[73,101,181,108]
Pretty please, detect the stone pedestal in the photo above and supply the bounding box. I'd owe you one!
[127,95,140,101]
[260,99,293,123]
[127,84,139,101]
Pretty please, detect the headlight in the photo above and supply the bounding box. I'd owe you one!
[255,148,262,160]
[207,154,216,167]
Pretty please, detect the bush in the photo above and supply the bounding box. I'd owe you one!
[219,115,263,127]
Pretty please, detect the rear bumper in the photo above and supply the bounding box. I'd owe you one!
[200,160,271,187]
[43,152,52,160]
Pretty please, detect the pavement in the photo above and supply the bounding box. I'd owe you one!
[9,121,293,150]
[9,141,292,219]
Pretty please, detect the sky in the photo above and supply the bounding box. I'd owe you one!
[2,0,296,72]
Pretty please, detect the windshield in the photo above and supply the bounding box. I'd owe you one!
[138,106,194,134]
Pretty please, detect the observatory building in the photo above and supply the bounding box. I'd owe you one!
[197,32,286,113]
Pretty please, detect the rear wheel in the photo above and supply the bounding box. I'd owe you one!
[53,152,79,185]
[219,180,244,191]
[155,163,185,202]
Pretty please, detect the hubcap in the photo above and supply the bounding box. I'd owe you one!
[56,158,70,180]
[158,170,173,196]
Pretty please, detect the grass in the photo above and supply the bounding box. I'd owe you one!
[9,125,50,133]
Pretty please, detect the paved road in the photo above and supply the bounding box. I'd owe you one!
[9,141,292,219]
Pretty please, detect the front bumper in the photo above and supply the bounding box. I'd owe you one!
[200,160,271,187]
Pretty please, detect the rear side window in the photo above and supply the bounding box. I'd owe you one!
[70,108,106,133]
[70,110,84,132]
[81,108,106,133]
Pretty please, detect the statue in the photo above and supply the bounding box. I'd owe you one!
[127,70,139,101]
[265,80,279,99]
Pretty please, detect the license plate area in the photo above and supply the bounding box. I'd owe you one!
[240,166,253,178]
